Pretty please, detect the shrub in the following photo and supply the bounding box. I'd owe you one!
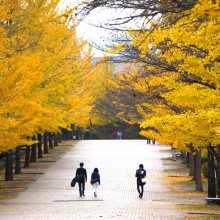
[84,130,100,139]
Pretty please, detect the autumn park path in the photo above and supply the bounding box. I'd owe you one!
[0,140,186,219]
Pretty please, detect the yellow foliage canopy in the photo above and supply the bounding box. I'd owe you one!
[0,0,101,151]
[113,0,220,151]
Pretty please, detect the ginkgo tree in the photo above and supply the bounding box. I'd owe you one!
[139,2,219,154]
[90,58,119,126]
[85,0,220,194]
[115,0,220,194]
[0,0,103,180]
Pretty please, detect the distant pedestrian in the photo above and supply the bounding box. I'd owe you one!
[90,168,100,197]
[146,138,151,144]
[75,162,87,197]
[118,131,122,139]
[112,131,117,139]
[135,164,146,198]
[116,131,119,139]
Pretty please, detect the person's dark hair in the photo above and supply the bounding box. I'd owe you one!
[80,162,84,167]
[94,168,99,172]
[139,164,143,168]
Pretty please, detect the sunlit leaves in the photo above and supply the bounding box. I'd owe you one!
[0,0,101,151]
[111,0,220,150]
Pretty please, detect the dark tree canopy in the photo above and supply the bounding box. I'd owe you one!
[79,0,197,26]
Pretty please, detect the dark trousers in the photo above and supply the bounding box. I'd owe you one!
[78,181,85,196]
[137,183,144,196]
[137,178,144,197]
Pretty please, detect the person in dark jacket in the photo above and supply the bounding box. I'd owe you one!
[75,162,87,197]
[90,168,100,197]
[135,164,146,198]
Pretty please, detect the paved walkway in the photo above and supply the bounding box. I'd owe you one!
[0,140,185,219]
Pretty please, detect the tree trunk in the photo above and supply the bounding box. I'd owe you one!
[58,132,62,143]
[182,151,188,164]
[171,148,176,161]
[66,129,71,140]
[61,128,67,140]
[217,145,220,197]
[78,127,81,140]
[70,124,74,139]
[193,154,197,180]
[208,146,216,197]
[72,124,75,140]
[44,132,49,154]
[38,134,43,158]
[15,147,21,174]
[195,149,203,191]
[5,150,13,181]
[49,132,53,149]
[54,133,58,146]
[89,119,93,140]
[30,136,36,162]
[24,146,30,168]
[189,152,195,178]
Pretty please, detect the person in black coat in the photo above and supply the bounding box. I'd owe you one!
[135,164,146,198]
[90,168,100,197]
[75,162,87,197]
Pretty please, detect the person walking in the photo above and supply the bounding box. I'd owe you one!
[75,162,87,197]
[118,131,122,139]
[135,164,146,198]
[90,168,100,197]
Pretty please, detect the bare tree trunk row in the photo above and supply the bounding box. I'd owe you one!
[4,132,61,181]
[187,145,220,197]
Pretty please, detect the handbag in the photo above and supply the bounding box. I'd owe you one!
[141,181,146,186]
[71,177,77,187]
[71,174,84,187]
[90,179,97,184]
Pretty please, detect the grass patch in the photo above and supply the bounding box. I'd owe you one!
[163,167,188,173]
[11,179,34,182]
[163,175,192,182]
[161,157,172,161]
[170,189,207,196]
[163,175,208,187]
[180,204,220,212]
[186,216,220,220]
[0,140,75,201]
[163,162,186,166]
[0,187,25,191]
[0,195,17,199]
[177,179,195,186]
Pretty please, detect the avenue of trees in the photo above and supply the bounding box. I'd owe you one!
[0,0,109,180]
[1,0,220,202]
[81,0,220,198]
